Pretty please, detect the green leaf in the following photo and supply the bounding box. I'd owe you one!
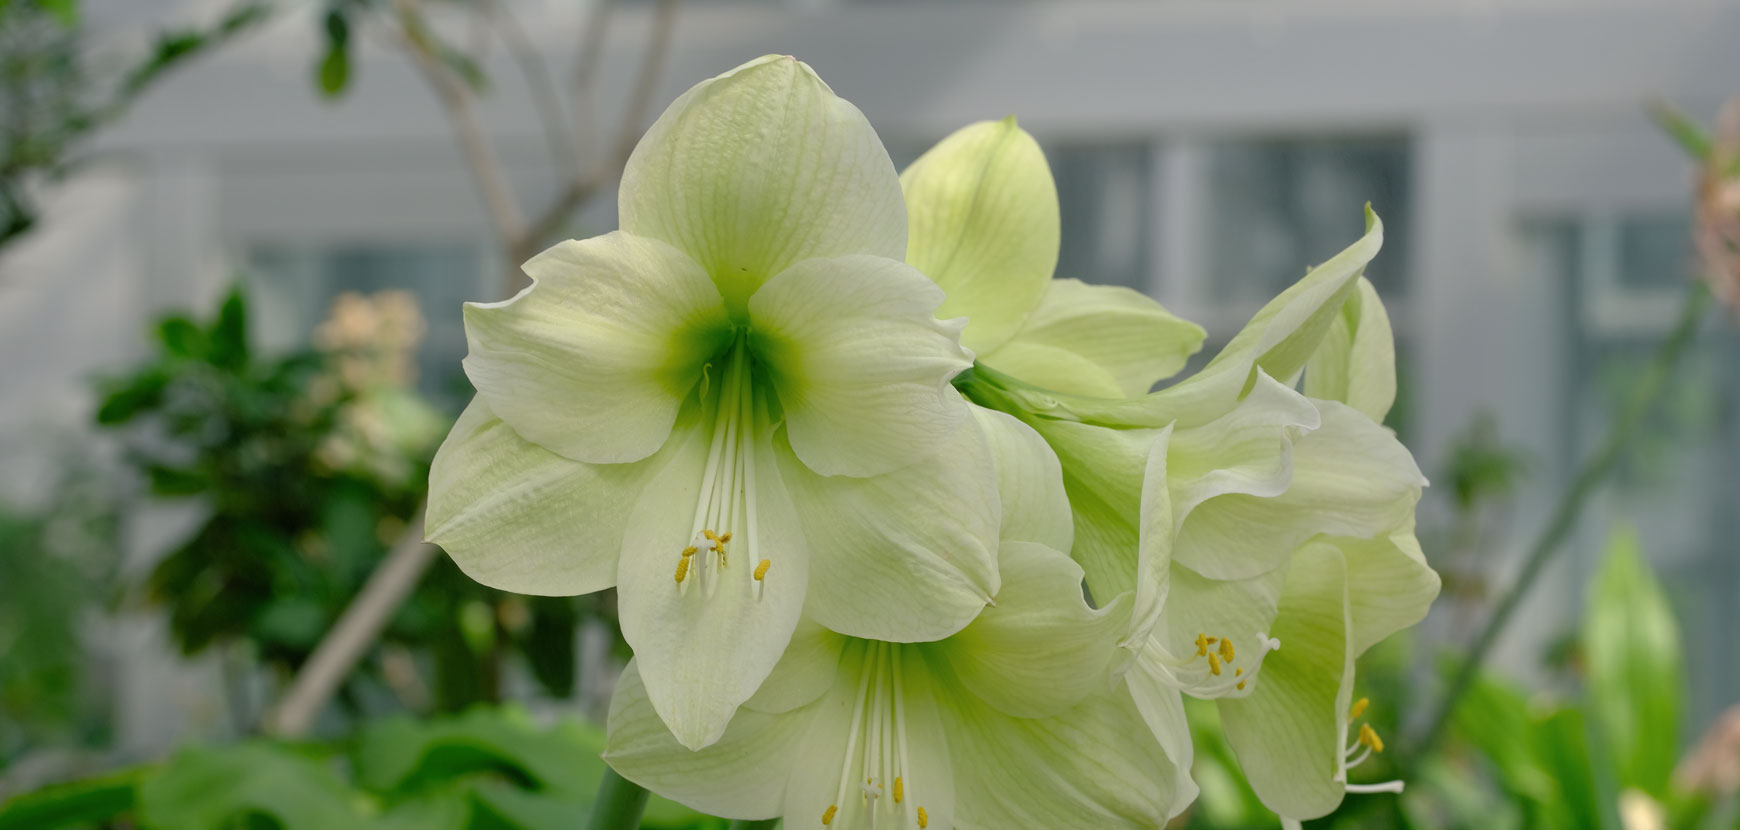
[36,0,78,27]
[1531,705,1604,830]
[210,285,250,369]
[318,44,350,97]
[137,744,368,830]
[1648,100,1712,162]
[0,766,144,830]
[1583,526,1683,798]
[156,315,205,357]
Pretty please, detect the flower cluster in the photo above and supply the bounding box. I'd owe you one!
[428,56,1440,828]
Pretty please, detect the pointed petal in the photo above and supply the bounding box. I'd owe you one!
[620,55,906,311]
[776,411,1000,643]
[1304,277,1397,423]
[615,412,808,750]
[749,255,973,477]
[427,398,662,595]
[942,684,1182,829]
[604,661,809,820]
[972,405,1071,550]
[936,541,1132,719]
[983,278,1207,398]
[901,117,1058,354]
[1122,661,1200,819]
[462,232,731,464]
[1218,542,1355,821]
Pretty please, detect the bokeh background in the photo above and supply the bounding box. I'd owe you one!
[2,1,1739,828]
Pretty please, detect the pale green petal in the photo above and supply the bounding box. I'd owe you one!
[1166,372,1320,521]
[427,398,658,596]
[982,278,1207,398]
[1147,565,1286,699]
[620,55,906,312]
[933,541,1132,719]
[1028,419,1158,604]
[604,661,810,820]
[1174,397,1423,582]
[972,405,1071,550]
[1122,665,1199,819]
[1130,423,1175,646]
[462,232,730,464]
[783,643,955,830]
[901,117,1058,354]
[942,684,1182,829]
[615,410,808,750]
[744,618,847,715]
[775,411,999,643]
[1219,542,1355,821]
[749,255,972,477]
[1343,525,1439,655]
[1304,277,1397,423]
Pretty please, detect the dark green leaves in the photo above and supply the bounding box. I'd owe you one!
[1583,527,1683,798]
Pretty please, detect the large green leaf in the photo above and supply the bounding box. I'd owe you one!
[1583,526,1683,798]
[0,766,144,830]
[137,744,369,830]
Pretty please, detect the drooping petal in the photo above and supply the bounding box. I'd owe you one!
[614,407,808,750]
[775,412,999,644]
[972,405,1072,550]
[900,117,1059,354]
[620,55,907,312]
[982,278,1207,398]
[1303,277,1397,423]
[749,254,973,477]
[604,661,809,820]
[1218,541,1355,821]
[941,684,1182,829]
[427,398,664,595]
[1173,398,1423,582]
[462,232,731,464]
[1122,659,1199,819]
[1343,525,1440,655]
[932,541,1132,719]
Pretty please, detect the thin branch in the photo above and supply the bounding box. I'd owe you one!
[483,0,578,179]
[570,0,619,168]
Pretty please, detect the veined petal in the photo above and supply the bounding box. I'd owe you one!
[604,661,808,820]
[933,541,1132,719]
[462,232,731,464]
[983,279,1207,398]
[620,55,907,312]
[775,411,1000,644]
[1122,661,1199,819]
[615,406,808,750]
[901,118,1058,354]
[427,398,661,595]
[744,619,848,715]
[973,405,1071,550]
[1028,419,1158,605]
[1130,424,1176,647]
[1344,525,1440,655]
[1303,277,1397,423]
[941,684,1182,829]
[749,255,972,477]
[1218,542,1355,821]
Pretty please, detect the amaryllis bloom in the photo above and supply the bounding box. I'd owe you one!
[603,408,1188,829]
[427,56,1003,750]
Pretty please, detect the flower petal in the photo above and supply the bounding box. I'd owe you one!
[749,254,973,477]
[462,232,731,464]
[427,398,663,595]
[1303,277,1397,423]
[620,55,906,312]
[934,540,1133,718]
[983,278,1206,398]
[941,683,1183,829]
[1147,564,1286,699]
[604,660,809,820]
[614,407,808,750]
[973,404,1072,550]
[775,410,1000,643]
[1122,661,1199,819]
[901,117,1058,354]
[743,618,848,715]
[1218,541,1355,821]
[1026,418,1157,604]
[1343,525,1440,655]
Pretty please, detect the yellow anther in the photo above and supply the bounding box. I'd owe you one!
[822,804,837,825]
[1219,638,1235,662]
[681,546,697,558]
[1194,633,1212,657]
[1208,652,1222,676]
[1359,723,1385,753]
[718,532,732,544]
[754,559,771,581]
[1235,667,1244,677]
[703,529,720,543]
[1237,680,1247,690]
[674,556,690,584]
[917,806,929,828]
[893,777,903,803]
[1349,697,1370,723]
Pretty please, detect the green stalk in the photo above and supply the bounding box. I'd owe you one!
[1409,280,1712,762]
[586,768,651,830]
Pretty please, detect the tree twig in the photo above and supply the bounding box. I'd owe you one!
[482,0,578,179]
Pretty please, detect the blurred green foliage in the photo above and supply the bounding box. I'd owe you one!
[0,706,722,830]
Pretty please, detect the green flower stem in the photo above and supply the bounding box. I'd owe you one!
[1410,280,1712,763]
[726,820,782,830]
[586,768,651,830]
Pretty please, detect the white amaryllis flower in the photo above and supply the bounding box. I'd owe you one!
[428,56,1004,750]
[603,408,1188,829]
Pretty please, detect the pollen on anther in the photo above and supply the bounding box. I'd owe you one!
[1219,638,1235,662]
[893,777,903,803]
[754,559,771,581]
[1207,652,1222,676]
[718,532,732,544]
[674,557,690,584]
[822,804,837,825]
[1235,667,1244,677]
[681,546,697,558]
[1194,633,1212,657]
[917,806,929,828]
[1359,723,1385,753]
[1349,697,1370,723]
[1237,680,1247,690]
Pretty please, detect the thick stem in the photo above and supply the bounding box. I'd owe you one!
[1409,280,1712,762]
[586,768,651,830]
